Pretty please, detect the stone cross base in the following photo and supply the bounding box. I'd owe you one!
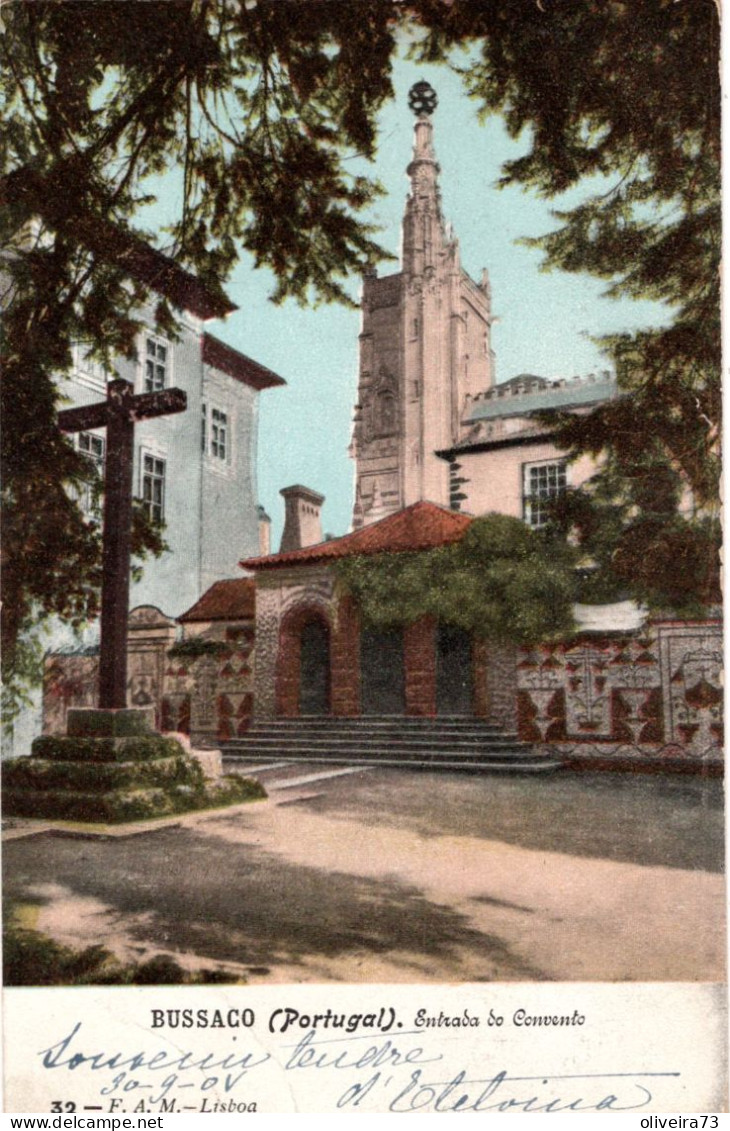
[2,708,262,824]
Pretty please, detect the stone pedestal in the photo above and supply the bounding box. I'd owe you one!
[3,708,263,824]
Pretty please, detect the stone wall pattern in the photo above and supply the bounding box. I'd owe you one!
[42,602,722,770]
[516,620,722,762]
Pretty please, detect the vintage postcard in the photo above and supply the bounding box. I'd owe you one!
[1,0,725,1115]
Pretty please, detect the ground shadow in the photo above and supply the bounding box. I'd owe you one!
[304,770,725,872]
[3,827,544,983]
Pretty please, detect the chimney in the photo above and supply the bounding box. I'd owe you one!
[256,504,271,557]
[279,485,325,552]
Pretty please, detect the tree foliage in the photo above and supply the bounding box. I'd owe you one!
[548,453,722,616]
[1,0,400,686]
[335,515,578,646]
[414,0,720,504]
[416,0,720,613]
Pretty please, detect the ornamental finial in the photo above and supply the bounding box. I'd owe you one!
[408,80,438,116]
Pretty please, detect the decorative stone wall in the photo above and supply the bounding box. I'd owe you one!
[42,608,255,747]
[127,606,177,728]
[162,629,255,746]
[516,620,723,766]
[42,595,722,772]
[43,650,99,736]
[159,654,194,736]
[253,569,335,720]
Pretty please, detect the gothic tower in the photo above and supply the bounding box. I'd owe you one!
[350,81,496,528]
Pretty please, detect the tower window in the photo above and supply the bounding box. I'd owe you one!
[373,389,397,438]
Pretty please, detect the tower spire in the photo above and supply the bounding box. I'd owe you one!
[349,80,495,529]
[402,81,445,277]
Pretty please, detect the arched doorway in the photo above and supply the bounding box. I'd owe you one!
[361,626,405,715]
[436,624,473,715]
[299,616,331,715]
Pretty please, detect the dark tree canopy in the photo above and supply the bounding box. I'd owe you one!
[1,0,720,704]
[413,0,720,606]
[1,0,400,701]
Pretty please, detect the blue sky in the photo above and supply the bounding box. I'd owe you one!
[169,50,669,546]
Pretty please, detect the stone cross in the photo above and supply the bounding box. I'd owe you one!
[58,378,187,710]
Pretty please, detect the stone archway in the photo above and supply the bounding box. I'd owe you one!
[276,604,332,717]
[299,616,331,715]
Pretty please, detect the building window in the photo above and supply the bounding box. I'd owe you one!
[211,408,227,460]
[77,431,105,512]
[523,460,567,528]
[142,453,166,522]
[201,403,229,462]
[144,337,168,392]
[79,430,105,472]
[74,343,108,391]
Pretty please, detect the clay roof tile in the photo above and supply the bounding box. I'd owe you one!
[240,501,472,571]
[178,578,255,622]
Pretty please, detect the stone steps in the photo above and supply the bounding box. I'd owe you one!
[222,715,561,773]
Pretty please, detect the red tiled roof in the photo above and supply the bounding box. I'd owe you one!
[179,578,255,622]
[240,501,473,571]
[203,334,286,390]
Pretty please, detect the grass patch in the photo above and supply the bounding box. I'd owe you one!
[3,909,245,986]
[3,768,266,823]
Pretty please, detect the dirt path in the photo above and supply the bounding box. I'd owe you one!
[4,768,725,984]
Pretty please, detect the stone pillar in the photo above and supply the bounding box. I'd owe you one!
[404,616,436,716]
[485,641,518,731]
[276,615,302,718]
[127,605,177,728]
[331,595,361,716]
[253,586,281,720]
[472,638,489,719]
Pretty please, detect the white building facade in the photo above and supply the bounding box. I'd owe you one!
[7,264,284,754]
[65,314,284,617]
